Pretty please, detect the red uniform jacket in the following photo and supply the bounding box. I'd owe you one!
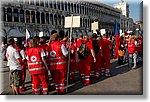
[26,47,46,75]
[128,41,136,54]
[49,41,67,70]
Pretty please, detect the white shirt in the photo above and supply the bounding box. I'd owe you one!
[6,46,22,71]
[20,49,26,60]
[61,44,68,56]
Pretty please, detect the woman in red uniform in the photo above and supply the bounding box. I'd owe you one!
[48,33,68,94]
[26,38,49,95]
[78,35,96,85]
[91,33,102,79]
[101,34,112,77]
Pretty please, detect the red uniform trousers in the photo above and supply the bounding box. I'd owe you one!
[91,53,101,78]
[19,60,26,92]
[78,59,85,81]
[101,52,110,74]
[51,69,66,94]
[79,54,92,85]
[32,74,48,95]
[70,58,78,80]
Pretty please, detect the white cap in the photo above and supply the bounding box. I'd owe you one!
[39,32,44,37]
[14,38,18,41]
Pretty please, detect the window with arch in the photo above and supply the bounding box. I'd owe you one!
[64,2,67,11]
[45,0,49,8]
[31,11,35,23]
[30,0,34,5]
[71,3,73,12]
[50,14,53,25]
[7,8,12,22]
[61,2,64,10]
[80,18,82,27]
[82,6,84,14]
[41,12,45,24]
[74,4,76,13]
[36,0,39,6]
[36,12,40,24]
[2,7,6,21]
[13,9,19,22]
[77,4,79,13]
[46,13,49,24]
[68,3,70,12]
[54,1,57,9]
[26,10,30,23]
[58,15,61,25]
[54,14,57,25]
[62,16,65,26]
[40,0,44,7]
[20,9,24,23]
[49,1,53,8]
[58,2,60,10]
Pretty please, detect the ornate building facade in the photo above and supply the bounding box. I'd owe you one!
[1,0,121,38]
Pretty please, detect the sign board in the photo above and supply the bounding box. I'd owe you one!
[91,22,99,31]
[39,32,44,37]
[64,16,80,28]
[100,29,106,36]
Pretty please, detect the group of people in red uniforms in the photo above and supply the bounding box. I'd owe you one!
[5,30,143,95]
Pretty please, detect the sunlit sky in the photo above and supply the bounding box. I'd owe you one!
[99,0,143,21]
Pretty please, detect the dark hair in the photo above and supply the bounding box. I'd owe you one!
[51,30,57,35]
[7,38,15,45]
[40,37,46,44]
[92,33,97,38]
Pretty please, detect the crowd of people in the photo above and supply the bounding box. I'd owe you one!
[0,30,143,95]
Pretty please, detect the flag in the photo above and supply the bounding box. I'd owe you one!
[26,29,30,46]
[114,20,120,59]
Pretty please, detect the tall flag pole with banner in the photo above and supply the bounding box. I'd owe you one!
[114,20,120,59]
[26,29,30,47]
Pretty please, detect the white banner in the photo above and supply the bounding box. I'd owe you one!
[100,29,106,36]
[64,16,80,28]
[91,22,99,31]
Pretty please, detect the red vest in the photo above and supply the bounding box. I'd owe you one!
[128,41,136,54]
[26,47,46,75]
[49,41,67,70]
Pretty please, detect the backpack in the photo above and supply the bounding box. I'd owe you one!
[78,41,89,59]
[92,40,100,54]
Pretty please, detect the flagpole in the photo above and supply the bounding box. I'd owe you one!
[66,14,73,93]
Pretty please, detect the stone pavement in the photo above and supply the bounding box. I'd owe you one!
[0,59,143,95]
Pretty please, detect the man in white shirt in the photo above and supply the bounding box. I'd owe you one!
[6,38,23,95]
